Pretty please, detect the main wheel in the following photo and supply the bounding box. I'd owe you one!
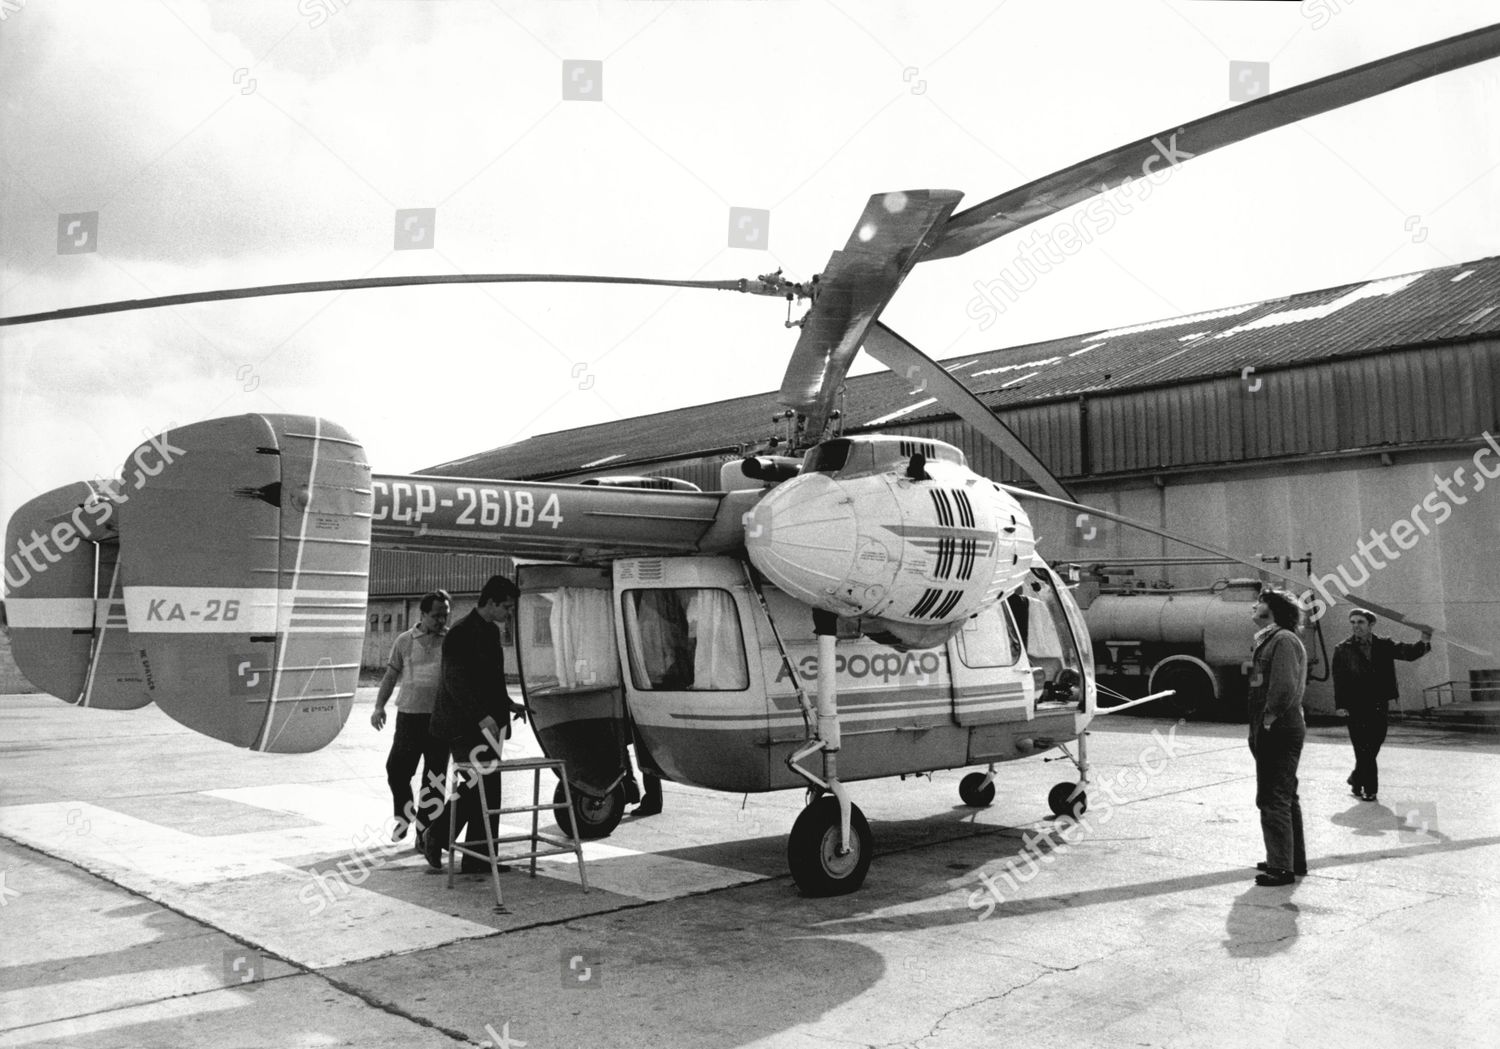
[959,772,996,808]
[787,797,872,896]
[1048,781,1087,818]
[554,781,625,840]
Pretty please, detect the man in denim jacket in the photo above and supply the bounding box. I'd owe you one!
[1246,589,1308,886]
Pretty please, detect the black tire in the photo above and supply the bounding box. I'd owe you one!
[554,781,625,840]
[1152,662,1214,720]
[1048,781,1087,818]
[787,797,873,896]
[959,772,996,808]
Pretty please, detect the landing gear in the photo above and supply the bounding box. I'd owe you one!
[1048,781,1087,818]
[959,769,996,807]
[1044,732,1091,818]
[787,796,872,896]
[780,609,873,896]
[554,781,625,840]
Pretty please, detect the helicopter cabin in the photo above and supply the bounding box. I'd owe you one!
[513,553,1095,809]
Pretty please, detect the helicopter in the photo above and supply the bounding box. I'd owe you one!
[4,24,1491,895]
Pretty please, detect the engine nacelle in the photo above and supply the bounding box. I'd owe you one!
[743,436,1035,646]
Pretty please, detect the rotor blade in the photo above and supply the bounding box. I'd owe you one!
[925,23,1500,261]
[1003,485,1489,656]
[778,189,963,440]
[0,273,787,327]
[862,322,1075,502]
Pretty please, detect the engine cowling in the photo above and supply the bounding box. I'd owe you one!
[743,436,1035,648]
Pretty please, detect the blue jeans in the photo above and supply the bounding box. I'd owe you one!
[1252,720,1306,873]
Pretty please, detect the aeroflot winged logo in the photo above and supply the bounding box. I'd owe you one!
[885,526,997,582]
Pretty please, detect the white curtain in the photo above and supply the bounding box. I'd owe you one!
[687,590,748,690]
[621,592,655,687]
[549,587,620,688]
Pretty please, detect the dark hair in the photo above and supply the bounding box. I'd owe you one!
[1260,589,1302,631]
[418,591,450,614]
[478,575,518,608]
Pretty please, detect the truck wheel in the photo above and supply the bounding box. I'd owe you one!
[1152,661,1215,720]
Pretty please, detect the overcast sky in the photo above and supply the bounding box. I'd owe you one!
[2,0,1497,531]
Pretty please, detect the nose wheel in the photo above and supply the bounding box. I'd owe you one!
[787,796,872,896]
[1048,781,1087,818]
[959,769,996,808]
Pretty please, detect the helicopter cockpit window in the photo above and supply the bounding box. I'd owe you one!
[802,439,851,474]
[957,600,1021,668]
[621,588,749,692]
[1007,569,1084,688]
[518,588,620,696]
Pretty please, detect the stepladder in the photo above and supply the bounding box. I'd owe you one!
[445,733,590,913]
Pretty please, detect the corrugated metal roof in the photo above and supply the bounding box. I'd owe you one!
[426,255,1500,481]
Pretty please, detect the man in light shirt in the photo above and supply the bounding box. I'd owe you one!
[372,590,452,844]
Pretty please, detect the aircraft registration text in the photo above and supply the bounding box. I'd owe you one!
[371,480,564,530]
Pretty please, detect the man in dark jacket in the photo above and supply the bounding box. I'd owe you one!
[1331,608,1431,802]
[421,575,523,870]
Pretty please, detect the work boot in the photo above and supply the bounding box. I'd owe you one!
[420,828,444,871]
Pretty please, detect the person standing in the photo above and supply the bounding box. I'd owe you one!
[371,590,452,844]
[1331,608,1431,802]
[1247,590,1308,887]
[422,575,525,871]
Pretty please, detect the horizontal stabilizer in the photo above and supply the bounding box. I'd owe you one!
[118,415,372,752]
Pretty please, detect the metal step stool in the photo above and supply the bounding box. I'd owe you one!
[446,751,589,912]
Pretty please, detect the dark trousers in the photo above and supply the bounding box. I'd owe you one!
[427,734,503,849]
[1252,722,1306,873]
[1346,707,1388,796]
[386,712,449,833]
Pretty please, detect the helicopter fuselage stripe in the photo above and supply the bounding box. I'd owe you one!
[122,586,364,633]
[3,597,96,628]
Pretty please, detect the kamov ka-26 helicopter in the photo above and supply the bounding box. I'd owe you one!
[4,25,1492,895]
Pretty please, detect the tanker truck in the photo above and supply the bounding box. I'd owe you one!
[1072,569,1329,720]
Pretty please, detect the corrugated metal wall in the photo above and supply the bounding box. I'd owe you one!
[1087,341,1498,474]
[368,550,514,597]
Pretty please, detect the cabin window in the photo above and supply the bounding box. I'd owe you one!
[518,587,620,695]
[621,588,749,692]
[1007,569,1085,683]
[957,600,1022,668]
